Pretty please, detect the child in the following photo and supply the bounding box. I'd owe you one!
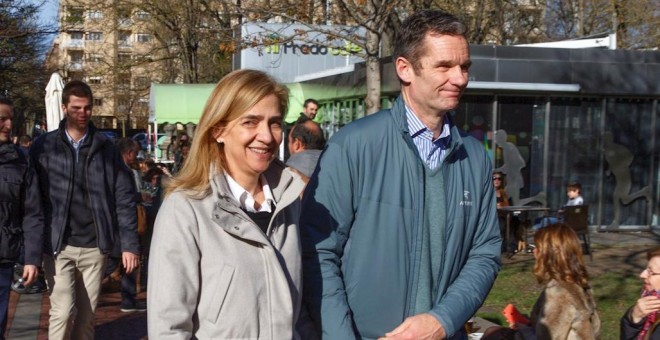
[534,182,584,230]
[483,224,601,339]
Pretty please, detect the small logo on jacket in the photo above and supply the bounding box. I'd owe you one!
[460,190,473,206]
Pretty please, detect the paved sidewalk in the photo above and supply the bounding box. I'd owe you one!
[3,231,659,339]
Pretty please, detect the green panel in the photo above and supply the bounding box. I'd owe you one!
[151,84,216,124]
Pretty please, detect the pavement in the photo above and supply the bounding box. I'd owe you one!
[3,230,659,339]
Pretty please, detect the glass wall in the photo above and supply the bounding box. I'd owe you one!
[546,98,603,225]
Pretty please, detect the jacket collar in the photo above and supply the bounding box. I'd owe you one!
[0,143,18,163]
[210,159,305,244]
[56,119,108,155]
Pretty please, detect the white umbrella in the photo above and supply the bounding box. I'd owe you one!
[45,72,65,132]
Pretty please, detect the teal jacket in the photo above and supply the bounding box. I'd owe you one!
[300,96,502,339]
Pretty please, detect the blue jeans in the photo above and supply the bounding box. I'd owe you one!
[0,263,15,339]
[105,257,137,308]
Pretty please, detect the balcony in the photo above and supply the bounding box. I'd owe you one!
[118,41,132,50]
[63,39,84,49]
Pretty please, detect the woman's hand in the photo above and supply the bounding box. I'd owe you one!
[631,295,660,323]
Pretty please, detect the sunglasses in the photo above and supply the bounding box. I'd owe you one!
[492,177,502,180]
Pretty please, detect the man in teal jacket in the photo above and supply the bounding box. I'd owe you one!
[300,10,501,340]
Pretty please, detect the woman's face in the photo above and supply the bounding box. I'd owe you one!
[219,94,283,183]
[493,174,503,189]
[641,256,660,291]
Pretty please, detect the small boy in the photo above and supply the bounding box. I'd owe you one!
[535,182,584,230]
[564,182,584,207]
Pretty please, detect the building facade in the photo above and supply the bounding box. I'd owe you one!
[45,0,167,130]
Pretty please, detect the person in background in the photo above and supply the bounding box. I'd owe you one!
[621,247,660,339]
[300,10,501,339]
[286,119,325,181]
[534,181,585,230]
[148,69,306,338]
[111,138,146,313]
[297,98,319,122]
[17,135,32,156]
[0,97,44,338]
[30,80,139,340]
[483,223,600,339]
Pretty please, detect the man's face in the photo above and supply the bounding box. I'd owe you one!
[63,95,93,131]
[0,104,13,144]
[398,33,470,120]
[567,189,580,199]
[303,103,318,119]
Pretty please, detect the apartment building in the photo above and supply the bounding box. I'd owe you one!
[46,0,168,130]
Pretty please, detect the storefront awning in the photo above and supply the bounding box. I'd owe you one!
[148,83,216,125]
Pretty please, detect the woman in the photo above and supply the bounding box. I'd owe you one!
[147,70,306,339]
[493,171,509,208]
[621,247,660,339]
[484,223,600,339]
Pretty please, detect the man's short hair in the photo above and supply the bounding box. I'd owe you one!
[393,10,467,73]
[291,120,325,150]
[117,137,140,155]
[0,96,13,107]
[62,80,93,106]
[18,135,31,145]
[303,98,319,108]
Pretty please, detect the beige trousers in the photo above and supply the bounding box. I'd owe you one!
[43,245,107,340]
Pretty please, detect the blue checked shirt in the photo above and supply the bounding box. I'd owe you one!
[405,106,453,170]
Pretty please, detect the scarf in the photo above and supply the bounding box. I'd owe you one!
[639,289,660,340]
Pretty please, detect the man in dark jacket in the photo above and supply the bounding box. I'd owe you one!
[0,97,44,337]
[300,10,501,340]
[30,81,139,340]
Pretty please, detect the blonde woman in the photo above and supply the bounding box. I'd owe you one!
[147,70,306,339]
[484,223,600,339]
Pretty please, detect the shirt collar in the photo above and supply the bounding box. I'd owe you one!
[64,128,88,146]
[224,173,275,213]
[405,105,453,149]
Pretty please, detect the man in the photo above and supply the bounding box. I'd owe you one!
[298,98,319,122]
[110,138,146,312]
[0,97,43,337]
[17,134,32,156]
[286,119,325,179]
[30,81,139,340]
[300,10,501,339]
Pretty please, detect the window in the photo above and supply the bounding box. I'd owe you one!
[68,72,83,81]
[117,97,130,113]
[69,31,83,40]
[118,73,131,87]
[136,33,152,43]
[135,11,150,20]
[87,10,103,20]
[85,32,103,41]
[88,76,102,84]
[93,98,103,107]
[67,7,84,25]
[118,31,131,46]
[86,53,103,62]
[69,51,83,62]
[118,53,132,63]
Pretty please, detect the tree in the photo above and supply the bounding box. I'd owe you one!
[0,0,52,136]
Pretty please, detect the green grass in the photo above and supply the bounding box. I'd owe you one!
[477,258,640,340]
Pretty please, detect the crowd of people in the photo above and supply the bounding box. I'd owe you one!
[0,8,657,340]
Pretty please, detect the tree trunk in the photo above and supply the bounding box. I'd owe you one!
[365,54,381,115]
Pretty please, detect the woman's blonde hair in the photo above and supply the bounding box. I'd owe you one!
[533,223,590,289]
[165,69,289,197]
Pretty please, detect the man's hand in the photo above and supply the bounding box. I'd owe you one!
[122,252,139,274]
[22,265,39,286]
[379,313,446,340]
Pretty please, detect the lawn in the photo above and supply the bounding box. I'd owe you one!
[477,250,642,340]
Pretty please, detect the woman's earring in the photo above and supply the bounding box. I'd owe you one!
[217,138,224,144]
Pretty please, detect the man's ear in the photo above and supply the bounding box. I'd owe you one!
[395,56,414,84]
[291,138,303,152]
